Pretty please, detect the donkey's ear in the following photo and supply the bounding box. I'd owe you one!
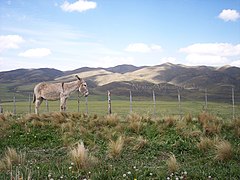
[75,75,82,81]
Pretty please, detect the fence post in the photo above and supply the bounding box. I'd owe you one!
[13,94,16,115]
[232,86,235,120]
[29,93,32,113]
[205,88,208,111]
[153,90,156,117]
[85,96,88,114]
[108,91,111,114]
[78,91,80,113]
[178,89,182,118]
[45,100,49,112]
[130,90,132,113]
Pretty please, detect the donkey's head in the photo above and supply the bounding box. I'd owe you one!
[76,75,89,97]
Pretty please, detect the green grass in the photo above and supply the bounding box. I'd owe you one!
[1,97,239,119]
[0,112,239,179]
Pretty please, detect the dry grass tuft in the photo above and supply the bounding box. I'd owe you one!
[214,140,232,161]
[127,112,142,122]
[185,113,192,123]
[164,116,176,127]
[24,113,41,122]
[50,112,68,124]
[133,136,148,150]
[197,137,214,152]
[108,136,124,158]
[198,112,222,135]
[0,147,26,170]
[233,118,240,137]
[0,114,6,122]
[69,142,96,170]
[105,113,120,126]
[166,154,179,173]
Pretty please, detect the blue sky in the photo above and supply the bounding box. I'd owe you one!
[0,0,240,71]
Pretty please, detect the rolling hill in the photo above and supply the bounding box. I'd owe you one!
[0,63,240,101]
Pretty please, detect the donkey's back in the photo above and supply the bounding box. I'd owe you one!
[33,82,63,101]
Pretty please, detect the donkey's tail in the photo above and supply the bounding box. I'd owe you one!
[33,92,36,103]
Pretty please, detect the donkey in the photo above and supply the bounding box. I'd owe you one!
[33,75,88,114]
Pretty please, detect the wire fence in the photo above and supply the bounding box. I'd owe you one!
[0,87,239,119]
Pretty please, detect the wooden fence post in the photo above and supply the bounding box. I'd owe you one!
[232,86,235,120]
[13,94,16,115]
[29,93,32,113]
[108,91,111,114]
[130,90,132,113]
[78,91,80,113]
[85,96,88,114]
[45,100,49,112]
[153,90,156,117]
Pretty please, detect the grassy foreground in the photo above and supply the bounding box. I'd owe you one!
[0,112,239,179]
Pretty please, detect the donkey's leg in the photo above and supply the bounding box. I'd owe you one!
[35,98,43,114]
[60,97,67,112]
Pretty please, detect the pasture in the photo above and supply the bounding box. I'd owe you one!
[0,101,239,179]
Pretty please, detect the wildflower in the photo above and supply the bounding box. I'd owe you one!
[184,171,187,175]
[60,176,64,179]
[127,171,131,175]
[167,177,170,180]
[71,162,74,166]
[149,172,153,176]
[48,174,52,178]
[69,166,72,170]
[123,174,127,177]
[208,175,212,179]
[37,166,40,170]
[133,166,136,169]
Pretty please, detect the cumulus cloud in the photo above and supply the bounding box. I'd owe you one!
[218,9,240,21]
[125,43,162,53]
[230,60,240,67]
[180,43,240,66]
[19,48,51,58]
[179,43,240,56]
[0,35,24,52]
[61,0,97,12]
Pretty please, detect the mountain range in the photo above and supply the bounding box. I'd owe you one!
[0,63,240,100]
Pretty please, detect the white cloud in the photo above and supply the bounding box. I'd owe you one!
[230,60,240,67]
[185,54,229,66]
[0,35,24,52]
[61,0,97,12]
[180,43,240,66]
[19,48,51,58]
[218,9,240,21]
[125,43,162,53]
[179,43,240,56]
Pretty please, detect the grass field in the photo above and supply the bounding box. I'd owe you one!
[0,111,239,179]
[1,97,239,119]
